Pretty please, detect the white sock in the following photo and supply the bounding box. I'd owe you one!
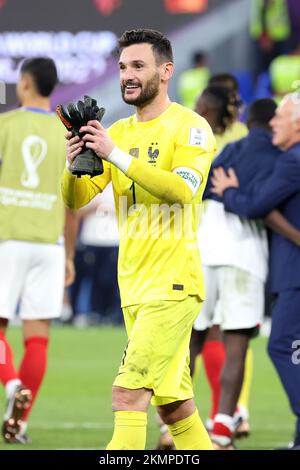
[211,413,235,446]
[235,405,249,421]
[159,424,168,434]
[205,418,214,432]
[18,420,28,436]
[5,378,21,398]
[214,413,235,432]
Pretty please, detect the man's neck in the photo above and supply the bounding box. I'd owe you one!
[135,95,171,122]
[22,96,51,111]
[280,136,300,152]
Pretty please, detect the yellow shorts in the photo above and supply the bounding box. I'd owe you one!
[113,295,203,406]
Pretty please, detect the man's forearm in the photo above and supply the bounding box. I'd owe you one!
[64,208,79,260]
[224,188,267,218]
[108,147,199,206]
[265,210,300,246]
[61,168,105,209]
[127,158,194,206]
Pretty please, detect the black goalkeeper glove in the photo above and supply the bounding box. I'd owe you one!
[56,95,105,178]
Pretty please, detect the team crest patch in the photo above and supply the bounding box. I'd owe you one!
[189,128,207,147]
[129,148,139,158]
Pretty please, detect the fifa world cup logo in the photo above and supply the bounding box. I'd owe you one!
[21,135,47,189]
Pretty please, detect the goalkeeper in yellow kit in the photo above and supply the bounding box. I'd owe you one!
[61,29,216,450]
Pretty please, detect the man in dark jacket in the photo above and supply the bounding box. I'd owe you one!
[211,93,300,449]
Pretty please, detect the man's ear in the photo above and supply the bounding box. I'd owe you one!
[161,62,174,82]
[22,72,35,92]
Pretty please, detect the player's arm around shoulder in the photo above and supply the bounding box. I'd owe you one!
[171,109,216,200]
[61,131,112,210]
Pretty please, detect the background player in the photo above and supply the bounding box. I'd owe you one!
[0,58,77,444]
[211,93,300,450]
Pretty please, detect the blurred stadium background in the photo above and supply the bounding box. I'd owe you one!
[0,0,299,450]
[0,0,258,121]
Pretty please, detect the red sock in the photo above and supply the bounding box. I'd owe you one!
[19,336,48,421]
[202,340,226,419]
[0,331,18,385]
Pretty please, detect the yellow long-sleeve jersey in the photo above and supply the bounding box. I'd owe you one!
[61,102,216,307]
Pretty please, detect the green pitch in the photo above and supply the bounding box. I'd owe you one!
[0,326,294,450]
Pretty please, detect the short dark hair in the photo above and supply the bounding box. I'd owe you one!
[209,73,239,93]
[201,85,237,133]
[20,57,58,97]
[209,73,242,112]
[192,51,206,66]
[247,98,277,129]
[118,29,173,64]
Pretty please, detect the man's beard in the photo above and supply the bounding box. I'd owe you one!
[121,72,160,107]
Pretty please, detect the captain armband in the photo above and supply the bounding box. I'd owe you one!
[172,167,202,196]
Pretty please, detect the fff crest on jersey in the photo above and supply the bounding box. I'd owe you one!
[148,143,159,165]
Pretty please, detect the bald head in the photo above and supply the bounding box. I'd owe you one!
[270,93,300,150]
